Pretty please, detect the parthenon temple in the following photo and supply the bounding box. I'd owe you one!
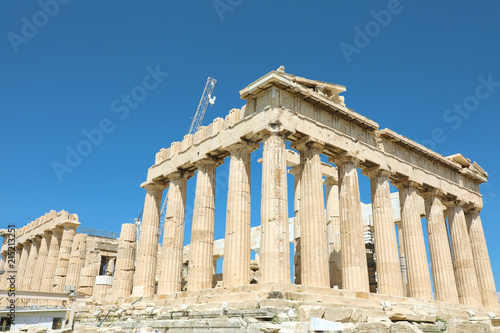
[1,67,499,332]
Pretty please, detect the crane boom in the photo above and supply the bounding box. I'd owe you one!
[187,77,217,135]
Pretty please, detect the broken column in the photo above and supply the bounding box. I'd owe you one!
[112,223,137,299]
[132,182,164,296]
[52,223,78,292]
[294,140,329,288]
[65,233,88,291]
[332,154,369,292]
[223,142,258,287]
[465,207,499,308]
[446,201,481,307]
[364,168,404,297]
[260,132,290,284]
[324,176,342,289]
[158,172,190,294]
[422,190,459,303]
[395,180,433,300]
[188,158,220,291]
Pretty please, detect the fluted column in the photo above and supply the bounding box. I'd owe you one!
[22,236,41,290]
[132,182,164,296]
[112,223,137,299]
[260,132,290,284]
[188,158,221,291]
[364,168,404,296]
[394,181,432,300]
[0,251,8,289]
[395,222,408,296]
[40,228,63,292]
[65,234,88,290]
[293,141,329,288]
[289,166,302,285]
[31,232,51,290]
[223,142,258,287]
[331,155,369,292]
[422,191,459,303]
[16,241,31,289]
[324,176,342,289]
[446,201,481,306]
[158,172,190,294]
[465,208,498,308]
[52,223,78,292]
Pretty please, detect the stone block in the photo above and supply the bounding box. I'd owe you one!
[447,319,491,333]
[323,307,353,323]
[298,305,325,322]
[353,322,391,332]
[389,322,424,333]
[278,322,309,333]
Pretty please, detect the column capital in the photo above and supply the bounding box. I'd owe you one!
[290,136,324,152]
[167,170,195,182]
[442,198,466,208]
[464,204,482,213]
[288,165,301,177]
[419,188,446,199]
[361,166,392,179]
[329,152,365,167]
[391,178,420,191]
[193,156,224,168]
[143,181,167,192]
[226,140,259,154]
[323,176,338,186]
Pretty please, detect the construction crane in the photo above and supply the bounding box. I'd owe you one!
[136,77,217,245]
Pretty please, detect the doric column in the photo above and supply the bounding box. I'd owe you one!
[465,208,498,308]
[187,158,221,291]
[289,166,302,285]
[52,223,78,292]
[106,257,116,276]
[293,140,329,288]
[395,222,408,296]
[446,201,481,306]
[324,176,342,289]
[112,223,137,299]
[30,232,51,290]
[132,182,164,296]
[0,251,7,289]
[41,228,63,292]
[422,191,459,303]
[394,180,432,300]
[260,132,290,284]
[331,154,369,292]
[223,141,258,287]
[65,234,88,290]
[22,236,41,290]
[363,168,404,297]
[16,241,31,289]
[158,172,191,294]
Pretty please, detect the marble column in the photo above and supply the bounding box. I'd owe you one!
[446,201,481,306]
[395,222,408,296]
[223,142,258,287]
[112,223,137,299]
[324,176,342,289]
[31,232,51,290]
[22,236,41,290]
[422,191,459,303]
[40,228,63,292]
[188,158,220,291]
[16,241,31,289]
[294,141,329,288]
[289,166,302,285]
[132,182,164,296]
[65,234,88,290]
[0,251,7,289]
[158,172,190,294]
[364,169,404,296]
[52,223,78,292]
[465,208,499,308]
[260,132,290,284]
[394,181,432,300]
[332,155,369,292]
[106,257,116,276]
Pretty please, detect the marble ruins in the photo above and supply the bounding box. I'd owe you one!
[1,67,499,332]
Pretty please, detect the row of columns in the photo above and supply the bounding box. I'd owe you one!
[132,135,498,309]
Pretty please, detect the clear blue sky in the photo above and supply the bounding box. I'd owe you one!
[1,1,499,295]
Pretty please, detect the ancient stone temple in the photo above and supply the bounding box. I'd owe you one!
[2,67,499,332]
